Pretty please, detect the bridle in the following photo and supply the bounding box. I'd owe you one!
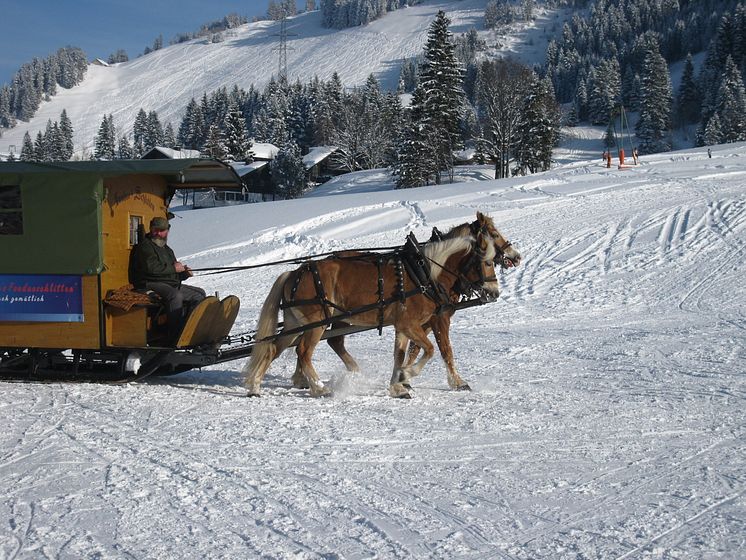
[426,229,501,302]
[468,221,518,270]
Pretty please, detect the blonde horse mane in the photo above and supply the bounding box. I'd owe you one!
[422,237,474,282]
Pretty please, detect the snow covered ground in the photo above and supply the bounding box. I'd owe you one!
[2,141,745,558]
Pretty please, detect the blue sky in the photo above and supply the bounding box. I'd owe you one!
[0,0,276,85]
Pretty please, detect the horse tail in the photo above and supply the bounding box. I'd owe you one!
[243,271,292,393]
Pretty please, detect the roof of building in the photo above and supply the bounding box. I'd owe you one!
[0,158,242,189]
[303,146,338,168]
[230,160,268,178]
[141,146,203,160]
[251,142,279,160]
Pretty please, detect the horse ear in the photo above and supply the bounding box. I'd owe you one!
[476,211,486,224]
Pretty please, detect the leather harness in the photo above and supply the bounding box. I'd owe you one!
[279,230,495,336]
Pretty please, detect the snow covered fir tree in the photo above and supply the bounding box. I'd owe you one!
[394,10,466,188]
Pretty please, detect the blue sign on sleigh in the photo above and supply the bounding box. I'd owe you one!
[0,274,84,322]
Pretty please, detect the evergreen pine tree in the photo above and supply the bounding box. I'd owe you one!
[34,131,47,162]
[587,59,621,125]
[146,111,163,150]
[416,10,465,183]
[635,41,672,153]
[394,87,436,188]
[224,101,253,161]
[42,119,57,161]
[254,91,289,148]
[516,73,560,173]
[574,78,588,121]
[178,98,205,150]
[20,132,35,161]
[94,114,116,160]
[202,124,229,160]
[703,113,723,145]
[287,82,314,152]
[132,109,148,157]
[163,122,176,148]
[735,3,746,76]
[48,121,64,161]
[0,86,15,128]
[312,78,337,145]
[676,54,701,124]
[714,55,746,142]
[59,109,74,161]
[118,135,134,159]
[271,140,306,198]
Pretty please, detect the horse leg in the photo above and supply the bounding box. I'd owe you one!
[296,326,331,397]
[403,325,432,368]
[399,324,434,383]
[430,313,470,391]
[293,329,359,388]
[390,325,434,398]
[327,333,361,372]
[291,357,309,389]
[389,331,412,398]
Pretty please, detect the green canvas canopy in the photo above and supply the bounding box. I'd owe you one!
[0,159,241,275]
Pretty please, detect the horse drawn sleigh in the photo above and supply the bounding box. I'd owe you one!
[0,159,520,397]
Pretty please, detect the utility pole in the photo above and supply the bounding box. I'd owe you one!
[273,11,296,82]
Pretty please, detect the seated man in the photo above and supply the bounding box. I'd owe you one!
[130,216,206,344]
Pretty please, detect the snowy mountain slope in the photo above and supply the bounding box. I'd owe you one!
[2,143,744,558]
[0,0,497,158]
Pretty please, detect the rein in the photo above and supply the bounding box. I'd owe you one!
[189,245,403,276]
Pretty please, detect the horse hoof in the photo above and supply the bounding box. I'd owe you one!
[456,384,471,392]
[389,383,412,399]
[402,383,412,390]
[293,381,311,389]
[246,392,261,398]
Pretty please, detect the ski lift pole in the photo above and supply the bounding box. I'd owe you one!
[618,106,626,166]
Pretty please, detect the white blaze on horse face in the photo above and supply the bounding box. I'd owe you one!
[483,238,497,262]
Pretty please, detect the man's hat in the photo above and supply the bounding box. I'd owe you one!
[150,216,170,231]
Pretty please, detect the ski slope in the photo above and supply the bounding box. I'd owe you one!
[2,142,745,558]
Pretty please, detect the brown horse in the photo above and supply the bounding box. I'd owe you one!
[303,212,522,392]
[243,214,508,398]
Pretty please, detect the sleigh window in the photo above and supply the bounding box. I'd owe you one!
[0,185,23,235]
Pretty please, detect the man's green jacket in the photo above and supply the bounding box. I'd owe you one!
[130,236,186,288]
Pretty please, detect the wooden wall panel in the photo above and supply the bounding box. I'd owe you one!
[100,175,169,348]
